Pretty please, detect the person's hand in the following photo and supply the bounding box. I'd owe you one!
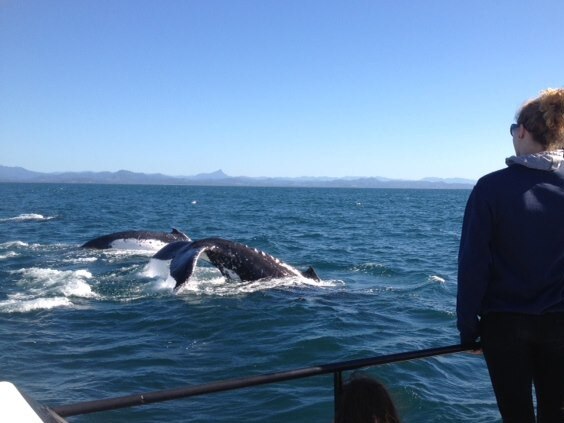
[460,340,482,354]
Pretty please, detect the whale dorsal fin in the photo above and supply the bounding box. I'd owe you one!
[171,228,191,241]
[301,266,320,281]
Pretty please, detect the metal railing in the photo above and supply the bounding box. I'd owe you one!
[50,342,479,419]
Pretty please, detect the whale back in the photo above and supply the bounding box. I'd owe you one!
[81,228,190,249]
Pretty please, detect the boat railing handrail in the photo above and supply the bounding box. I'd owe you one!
[50,342,480,418]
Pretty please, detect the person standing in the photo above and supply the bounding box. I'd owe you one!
[457,88,564,422]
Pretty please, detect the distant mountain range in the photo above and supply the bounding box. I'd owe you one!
[0,165,475,189]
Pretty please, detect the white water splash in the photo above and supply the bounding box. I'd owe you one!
[0,267,100,313]
[62,257,98,264]
[0,241,29,248]
[102,249,158,262]
[0,251,19,260]
[0,213,56,222]
[141,259,172,279]
[0,241,42,260]
[149,275,177,292]
[0,297,73,313]
[428,275,446,284]
[174,269,338,297]
[143,258,337,296]
[15,267,92,283]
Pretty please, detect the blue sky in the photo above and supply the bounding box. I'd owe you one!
[1,0,563,180]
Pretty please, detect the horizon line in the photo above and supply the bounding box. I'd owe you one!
[0,164,477,183]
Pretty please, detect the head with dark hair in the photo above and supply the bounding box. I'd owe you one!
[516,88,564,150]
[335,376,401,423]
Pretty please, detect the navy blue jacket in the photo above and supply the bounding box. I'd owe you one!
[457,164,564,344]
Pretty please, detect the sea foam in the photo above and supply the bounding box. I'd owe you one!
[0,213,56,222]
[0,297,73,313]
[13,267,98,299]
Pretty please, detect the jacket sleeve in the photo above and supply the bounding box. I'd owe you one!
[457,181,494,344]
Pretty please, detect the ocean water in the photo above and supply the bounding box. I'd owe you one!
[0,183,499,422]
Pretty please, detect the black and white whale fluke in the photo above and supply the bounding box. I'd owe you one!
[81,228,191,250]
[152,238,320,291]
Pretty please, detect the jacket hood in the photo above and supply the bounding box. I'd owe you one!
[505,150,564,172]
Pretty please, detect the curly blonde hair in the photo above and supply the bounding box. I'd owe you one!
[516,88,564,150]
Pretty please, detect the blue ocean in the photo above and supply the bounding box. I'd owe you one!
[0,183,499,422]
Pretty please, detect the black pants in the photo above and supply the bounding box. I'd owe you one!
[481,312,564,423]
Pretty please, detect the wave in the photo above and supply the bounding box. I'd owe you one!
[0,242,71,261]
[1,267,99,313]
[14,267,97,295]
[428,275,446,284]
[0,251,19,260]
[0,241,38,258]
[98,249,158,262]
[0,241,30,249]
[0,213,56,222]
[351,262,397,276]
[0,297,73,313]
[62,257,98,264]
[176,276,338,296]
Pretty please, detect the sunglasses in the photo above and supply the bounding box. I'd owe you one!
[510,123,519,135]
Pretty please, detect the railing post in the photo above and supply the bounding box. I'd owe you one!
[333,371,343,418]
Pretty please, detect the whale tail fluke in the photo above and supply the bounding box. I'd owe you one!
[301,266,320,281]
[153,241,192,261]
[171,247,205,291]
[153,241,206,291]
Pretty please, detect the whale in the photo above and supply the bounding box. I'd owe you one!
[81,228,191,250]
[152,238,320,291]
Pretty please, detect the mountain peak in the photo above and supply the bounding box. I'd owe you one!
[193,169,229,180]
